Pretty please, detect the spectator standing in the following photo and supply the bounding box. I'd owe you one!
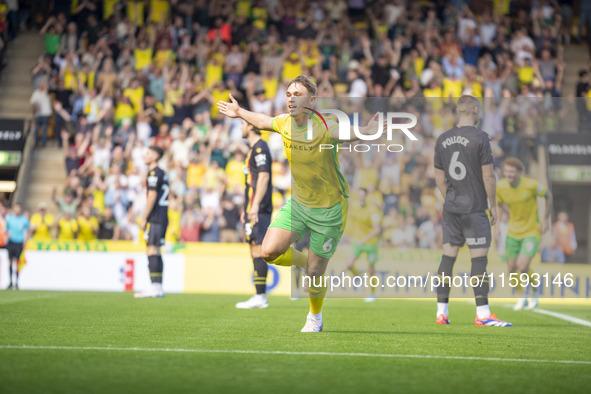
[200,207,220,242]
[52,187,79,216]
[219,196,239,243]
[30,79,52,147]
[553,211,577,262]
[98,206,119,240]
[77,206,98,241]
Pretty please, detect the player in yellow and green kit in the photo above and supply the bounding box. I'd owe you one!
[496,157,552,310]
[217,75,385,332]
[346,188,382,302]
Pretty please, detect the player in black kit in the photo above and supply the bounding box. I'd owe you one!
[135,145,169,298]
[433,96,512,327]
[236,121,273,309]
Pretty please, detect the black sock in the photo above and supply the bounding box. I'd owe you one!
[471,256,489,307]
[148,255,163,284]
[253,257,268,295]
[437,255,456,303]
[8,261,13,285]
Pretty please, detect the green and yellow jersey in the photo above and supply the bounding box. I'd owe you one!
[271,113,349,209]
[496,176,547,239]
[348,200,381,245]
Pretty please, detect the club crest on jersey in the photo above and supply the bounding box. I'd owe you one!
[147,175,158,187]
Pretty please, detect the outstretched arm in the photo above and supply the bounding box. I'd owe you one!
[540,189,553,233]
[216,94,273,131]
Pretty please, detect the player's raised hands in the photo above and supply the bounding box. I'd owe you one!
[217,94,241,118]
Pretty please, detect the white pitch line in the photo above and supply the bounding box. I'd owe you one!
[533,308,591,328]
[501,303,591,328]
[0,345,589,365]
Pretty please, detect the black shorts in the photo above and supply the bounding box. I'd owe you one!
[245,213,271,245]
[442,210,491,249]
[7,241,23,260]
[145,222,168,247]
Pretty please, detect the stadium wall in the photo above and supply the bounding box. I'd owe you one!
[1,241,589,298]
[0,242,293,295]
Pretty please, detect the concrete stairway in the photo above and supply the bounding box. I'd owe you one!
[25,146,66,215]
[0,31,66,215]
[562,44,588,97]
[561,43,588,133]
[0,31,45,119]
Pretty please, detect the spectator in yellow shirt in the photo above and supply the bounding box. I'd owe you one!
[134,40,153,71]
[225,151,246,193]
[30,204,54,241]
[115,95,135,126]
[154,40,176,69]
[235,0,251,17]
[518,58,535,87]
[281,52,304,82]
[163,79,185,122]
[77,206,99,241]
[127,0,144,26]
[251,1,268,30]
[210,83,230,120]
[165,196,182,245]
[442,76,463,99]
[206,52,224,88]
[58,213,79,240]
[150,0,170,24]
[123,78,145,115]
[187,154,206,191]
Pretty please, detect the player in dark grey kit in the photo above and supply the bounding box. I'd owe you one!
[236,121,273,309]
[433,96,512,327]
[136,145,169,298]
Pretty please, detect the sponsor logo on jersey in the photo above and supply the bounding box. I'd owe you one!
[254,153,266,166]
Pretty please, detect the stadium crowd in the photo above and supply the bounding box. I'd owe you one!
[20,0,580,252]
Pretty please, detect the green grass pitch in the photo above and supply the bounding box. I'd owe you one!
[0,291,590,393]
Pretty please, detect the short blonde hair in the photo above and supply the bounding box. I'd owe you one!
[286,75,317,96]
[456,95,480,116]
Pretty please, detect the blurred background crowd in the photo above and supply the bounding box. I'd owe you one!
[2,0,583,262]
